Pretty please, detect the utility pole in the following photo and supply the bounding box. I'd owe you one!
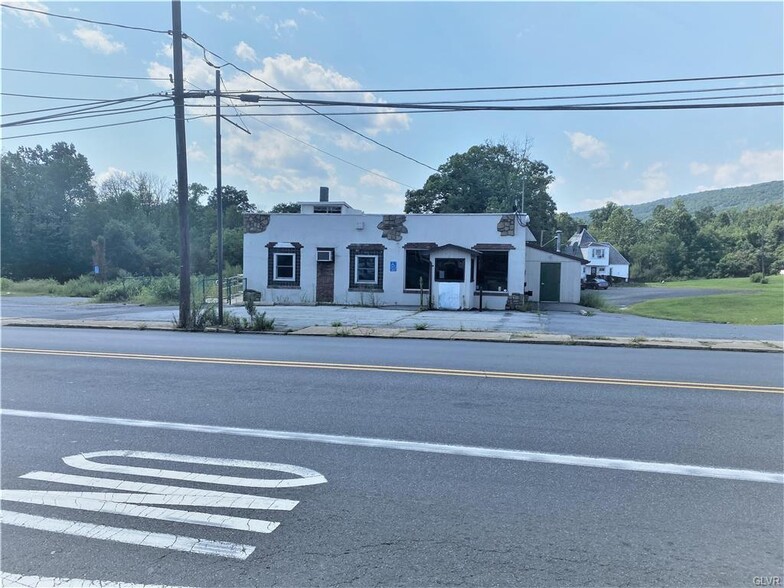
[172,0,191,328]
[215,69,224,324]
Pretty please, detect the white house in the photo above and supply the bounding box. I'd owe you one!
[566,225,630,282]
[243,189,582,308]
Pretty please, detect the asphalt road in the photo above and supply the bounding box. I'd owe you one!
[1,327,782,587]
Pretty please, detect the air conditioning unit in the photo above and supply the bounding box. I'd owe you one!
[317,250,333,262]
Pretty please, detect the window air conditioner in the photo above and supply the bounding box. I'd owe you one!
[317,250,333,262]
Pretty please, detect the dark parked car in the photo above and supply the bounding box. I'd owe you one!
[582,277,609,290]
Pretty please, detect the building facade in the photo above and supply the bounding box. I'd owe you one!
[243,195,539,310]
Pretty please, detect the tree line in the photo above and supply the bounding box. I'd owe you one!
[2,140,780,284]
[1,142,255,282]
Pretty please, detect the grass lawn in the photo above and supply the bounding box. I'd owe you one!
[626,275,783,324]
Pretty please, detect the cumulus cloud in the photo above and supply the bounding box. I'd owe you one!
[148,49,411,209]
[217,10,234,22]
[4,1,50,27]
[275,19,298,35]
[565,131,609,167]
[359,171,402,191]
[95,166,129,187]
[234,41,257,62]
[689,150,783,189]
[73,25,125,54]
[298,7,323,20]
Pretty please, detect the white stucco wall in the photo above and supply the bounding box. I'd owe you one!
[524,247,583,303]
[244,212,531,309]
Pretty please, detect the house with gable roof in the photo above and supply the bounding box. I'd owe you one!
[566,225,630,282]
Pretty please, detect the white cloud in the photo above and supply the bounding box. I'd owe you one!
[217,10,234,22]
[73,24,125,55]
[189,142,208,163]
[5,1,50,27]
[689,150,783,189]
[565,131,609,167]
[95,166,129,187]
[581,162,669,209]
[298,7,323,20]
[234,41,257,63]
[275,19,298,36]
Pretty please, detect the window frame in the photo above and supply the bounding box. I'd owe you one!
[404,249,431,290]
[354,254,379,285]
[273,252,296,282]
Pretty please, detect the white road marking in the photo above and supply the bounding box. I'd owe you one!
[0,510,255,559]
[20,472,298,510]
[62,450,327,488]
[2,408,782,484]
[0,571,196,588]
[1,491,280,533]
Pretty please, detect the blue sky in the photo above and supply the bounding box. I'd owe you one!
[2,1,782,213]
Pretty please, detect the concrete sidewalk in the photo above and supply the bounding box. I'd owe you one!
[2,316,781,353]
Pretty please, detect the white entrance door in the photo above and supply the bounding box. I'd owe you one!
[437,282,461,310]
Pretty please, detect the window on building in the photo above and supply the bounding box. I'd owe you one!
[355,255,378,284]
[267,243,301,288]
[348,245,384,291]
[313,205,342,214]
[477,251,508,291]
[405,250,430,289]
[434,258,465,282]
[274,253,295,281]
[593,248,605,258]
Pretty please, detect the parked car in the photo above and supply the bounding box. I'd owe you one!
[581,277,609,290]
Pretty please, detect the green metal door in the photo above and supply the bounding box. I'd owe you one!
[540,263,561,302]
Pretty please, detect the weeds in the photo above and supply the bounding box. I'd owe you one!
[331,320,343,327]
[414,322,428,330]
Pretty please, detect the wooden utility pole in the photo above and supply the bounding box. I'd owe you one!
[215,69,224,324]
[172,0,191,328]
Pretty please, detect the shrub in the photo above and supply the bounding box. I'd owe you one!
[60,275,102,297]
[414,322,428,330]
[750,272,764,283]
[187,302,219,331]
[139,275,180,305]
[95,280,142,303]
[580,291,615,311]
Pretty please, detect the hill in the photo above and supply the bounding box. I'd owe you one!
[571,180,783,221]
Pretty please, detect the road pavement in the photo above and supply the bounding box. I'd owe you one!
[1,327,782,586]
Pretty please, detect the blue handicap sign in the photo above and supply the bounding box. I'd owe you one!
[390,261,397,272]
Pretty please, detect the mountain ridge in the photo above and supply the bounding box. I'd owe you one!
[570,180,783,221]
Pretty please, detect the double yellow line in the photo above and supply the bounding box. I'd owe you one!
[1,347,782,394]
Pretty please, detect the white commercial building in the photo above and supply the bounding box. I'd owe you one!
[243,190,582,308]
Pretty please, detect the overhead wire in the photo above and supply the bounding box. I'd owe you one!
[181,32,440,172]
[3,116,173,140]
[2,93,170,127]
[1,4,171,35]
[2,101,173,128]
[236,72,784,94]
[1,66,170,81]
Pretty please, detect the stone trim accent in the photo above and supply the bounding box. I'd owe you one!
[497,214,515,236]
[244,213,270,233]
[377,215,408,241]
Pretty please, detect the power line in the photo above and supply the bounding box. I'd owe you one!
[0,91,157,102]
[3,116,172,140]
[221,75,251,134]
[241,72,784,94]
[1,66,170,81]
[247,118,414,189]
[2,94,170,127]
[2,101,173,128]
[182,32,439,172]
[3,96,165,118]
[220,93,784,112]
[1,4,171,35]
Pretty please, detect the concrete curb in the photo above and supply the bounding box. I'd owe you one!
[2,318,781,353]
